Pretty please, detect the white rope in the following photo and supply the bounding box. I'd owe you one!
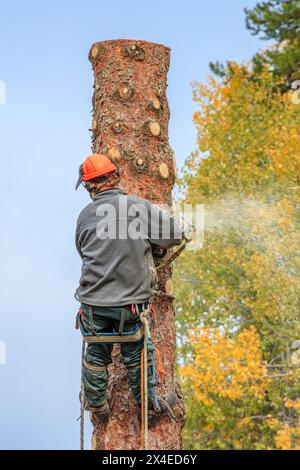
[140,310,150,449]
[80,340,86,450]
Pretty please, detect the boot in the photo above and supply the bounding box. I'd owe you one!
[90,401,110,424]
[138,392,178,425]
[157,392,178,417]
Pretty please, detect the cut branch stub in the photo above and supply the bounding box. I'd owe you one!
[89,44,105,63]
[111,120,127,134]
[147,98,162,113]
[136,157,144,167]
[149,121,161,136]
[122,148,135,162]
[165,278,174,295]
[122,44,145,61]
[158,162,169,180]
[133,157,148,173]
[173,156,177,178]
[113,84,135,103]
[142,120,161,137]
[108,146,122,162]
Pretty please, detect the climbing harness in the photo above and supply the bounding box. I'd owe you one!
[76,304,155,450]
[81,325,144,343]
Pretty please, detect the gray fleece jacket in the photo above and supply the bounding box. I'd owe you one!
[75,188,189,307]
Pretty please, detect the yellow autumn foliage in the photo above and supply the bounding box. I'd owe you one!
[182,327,267,406]
[176,62,300,450]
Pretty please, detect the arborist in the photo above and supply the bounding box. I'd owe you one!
[74,153,195,425]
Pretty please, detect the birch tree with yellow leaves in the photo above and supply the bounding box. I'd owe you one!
[175,63,300,450]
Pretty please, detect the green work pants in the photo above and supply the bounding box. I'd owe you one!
[79,303,157,410]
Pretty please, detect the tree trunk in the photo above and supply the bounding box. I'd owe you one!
[88,39,185,450]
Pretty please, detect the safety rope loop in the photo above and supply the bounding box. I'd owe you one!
[77,305,90,337]
[88,306,95,335]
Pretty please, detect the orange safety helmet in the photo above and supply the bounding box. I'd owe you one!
[75,153,118,190]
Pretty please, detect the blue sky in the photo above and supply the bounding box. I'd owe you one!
[0,0,263,449]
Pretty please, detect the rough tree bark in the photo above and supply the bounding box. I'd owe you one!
[88,39,185,450]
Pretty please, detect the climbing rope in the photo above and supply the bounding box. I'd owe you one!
[140,347,145,448]
[140,309,151,450]
[80,339,86,451]
[150,306,165,384]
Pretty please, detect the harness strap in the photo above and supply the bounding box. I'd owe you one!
[83,359,107,372]
[118,307,126,334]
[88,306,95,335]
[82,324,144,344]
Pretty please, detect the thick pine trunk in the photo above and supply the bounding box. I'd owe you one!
[88,39,185,450]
